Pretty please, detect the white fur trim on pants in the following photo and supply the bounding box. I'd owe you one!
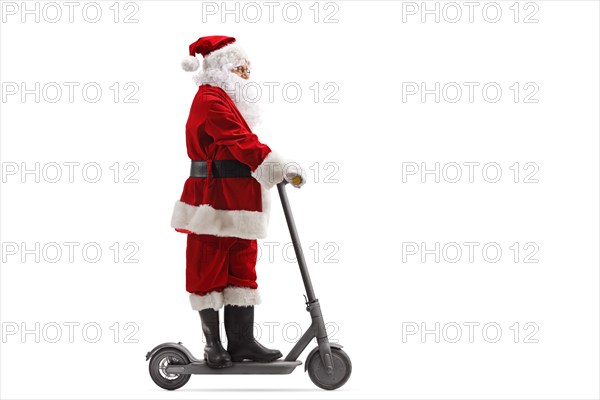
[223,286,262,307]
[171,187,271,240]
[189,291,224,311]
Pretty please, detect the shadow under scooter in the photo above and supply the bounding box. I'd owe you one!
[146,180,351,390]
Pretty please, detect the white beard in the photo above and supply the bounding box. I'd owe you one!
[193,67,263,131]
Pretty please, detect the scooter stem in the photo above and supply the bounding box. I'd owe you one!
[276,181,317,303]
[276,181,335,372]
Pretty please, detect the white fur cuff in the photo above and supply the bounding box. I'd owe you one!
[251,150,299,189]
[189,291,224,311]
[223,286,262,307]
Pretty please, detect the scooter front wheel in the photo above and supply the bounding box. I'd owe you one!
[149,348,191,390]
[307,347,352,390]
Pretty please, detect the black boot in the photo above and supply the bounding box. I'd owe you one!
[199,309,232,368]
[224,305,283,362]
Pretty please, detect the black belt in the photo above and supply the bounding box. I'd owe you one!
[190,160,251,178]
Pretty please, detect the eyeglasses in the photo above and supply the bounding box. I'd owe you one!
[232,65,251,75]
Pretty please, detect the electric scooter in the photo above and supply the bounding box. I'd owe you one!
[146,180,352,390]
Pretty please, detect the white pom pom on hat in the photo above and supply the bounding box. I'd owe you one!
[182,35,248,72]
[181,56,200,72]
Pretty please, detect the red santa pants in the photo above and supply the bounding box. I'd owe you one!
[186,233,260,310]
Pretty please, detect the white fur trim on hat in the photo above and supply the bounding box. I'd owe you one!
[189,291,224,311]
[224,286,262,307]
[182,55,200,72]
[202,43,249,71]
[171,186,271,240]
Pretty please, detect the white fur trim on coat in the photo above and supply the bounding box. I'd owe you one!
[190,291,224,311]
[251,150,303,190]
[171,186,271,240]
[224,286,262,306]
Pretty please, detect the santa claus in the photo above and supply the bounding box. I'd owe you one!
[171,35,306,368]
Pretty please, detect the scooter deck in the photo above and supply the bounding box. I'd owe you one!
[166,360,302,375]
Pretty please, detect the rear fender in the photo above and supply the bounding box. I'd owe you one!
[145,342,198,363]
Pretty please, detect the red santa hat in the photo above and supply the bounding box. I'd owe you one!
[181,35,249,72]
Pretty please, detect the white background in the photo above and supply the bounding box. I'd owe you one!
[1,1,599,399]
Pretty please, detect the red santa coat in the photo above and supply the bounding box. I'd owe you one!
[171,84,288,240]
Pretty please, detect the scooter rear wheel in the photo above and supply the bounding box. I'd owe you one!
[307,347,352,390]
[149,348,191,390]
